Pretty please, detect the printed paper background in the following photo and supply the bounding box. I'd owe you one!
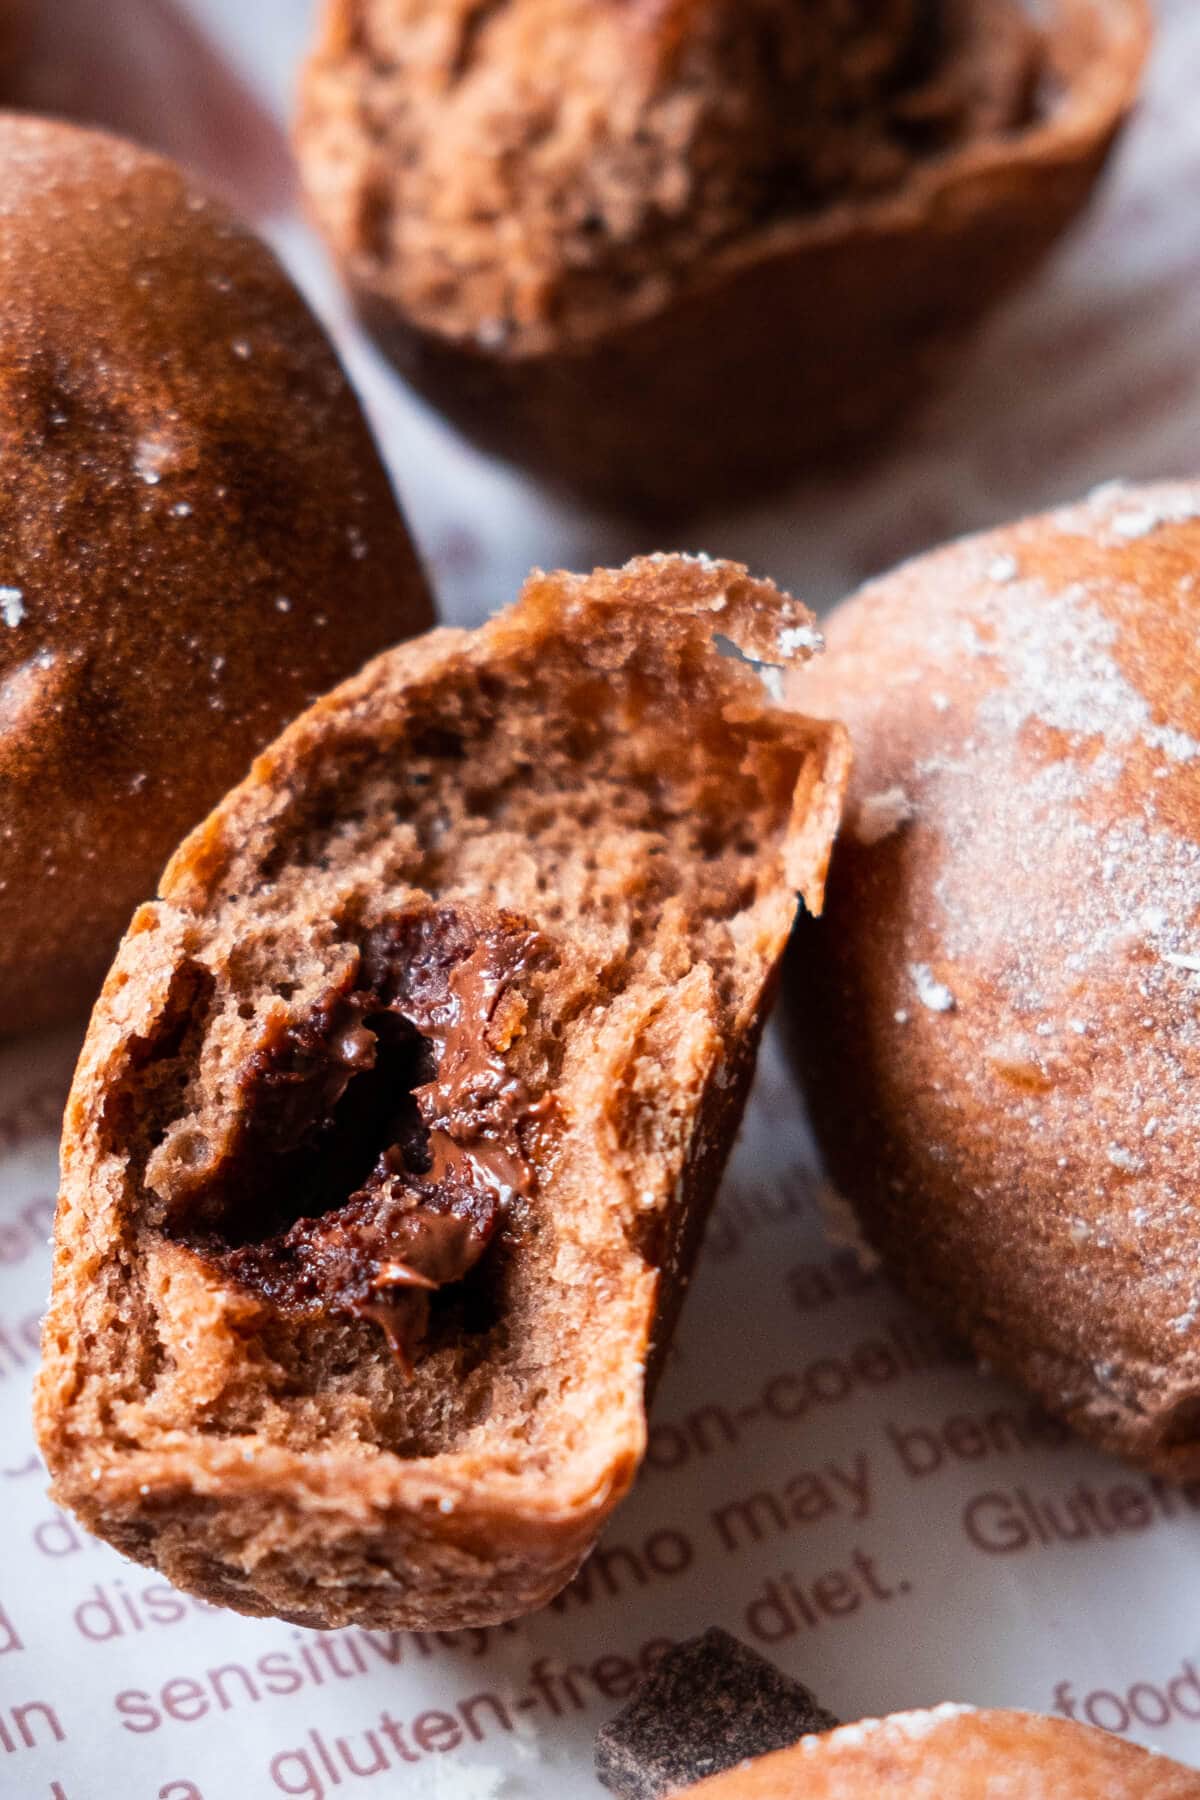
[2,4,1199,1795]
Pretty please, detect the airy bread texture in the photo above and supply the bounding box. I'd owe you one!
[36,555,847,1630]
[297,0,1148,513]
[685,1707,1200,1797]
[0,115,431,1035]
[788,481,1200,1477]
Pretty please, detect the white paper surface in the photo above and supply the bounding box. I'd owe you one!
[3,3,1200,1796]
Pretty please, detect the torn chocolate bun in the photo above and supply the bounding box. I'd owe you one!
[35,555,848,1629]
[596,1633,1200,1798]
[0,115,431,1036]
[296,0,1148,515]
[787,481,1200,1478]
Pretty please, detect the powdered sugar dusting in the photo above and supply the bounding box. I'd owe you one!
[0,588,24,628]
[865,495,1200,1356]
[909,963,955,1013]
[806,1703,976,1754]
[1081,479,1200,543]
[966,581,1200,764]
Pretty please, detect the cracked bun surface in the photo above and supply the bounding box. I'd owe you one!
[35,554,847,1629]
[787,482,1200,1478]
[297,0,1148,513]
[0,115,431,1035]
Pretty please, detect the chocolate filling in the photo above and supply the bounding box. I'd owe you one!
[166,907,552,1371]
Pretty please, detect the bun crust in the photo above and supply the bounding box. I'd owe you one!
[296,0,1148,514]
[686,1707,1200,1797]
[788,482,1200,1477]
[0,115,431,1033]
[35,555,847,1630]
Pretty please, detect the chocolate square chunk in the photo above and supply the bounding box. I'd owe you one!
[595,1627,838,1798]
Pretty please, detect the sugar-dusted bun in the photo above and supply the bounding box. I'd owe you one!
[686,1707,1200,1797]
[0,115,432,1035]
[296,0,1148,515]
[787,481,1200,1476]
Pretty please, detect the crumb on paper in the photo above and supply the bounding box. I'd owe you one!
[816,1182,882,1272]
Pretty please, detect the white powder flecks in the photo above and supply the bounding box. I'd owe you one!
[778,622,824,657]
[0,587,24,627]
[808,1704,976,1754]
[1112,498,1200,539]
[973,582,1200,764]
[134,433,187,486]
[275,596,292,613]
[852,785,915,846]
[987,553,1019,583]
[1112,507,1164,540]
[909,962,956,1013]
[1145,723,1200,763]
[1163,951,1200,973]
[1085,480,1200,541]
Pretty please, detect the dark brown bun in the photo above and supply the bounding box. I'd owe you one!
[0,2,26,77]
[787,481,1200,1478]
[0,114,432,1035]
[686,1707,1200,1797]
[35,555,847,1629]
[296,0,1148,516]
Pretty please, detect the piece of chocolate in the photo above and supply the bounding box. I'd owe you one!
[595,1628,838,1800]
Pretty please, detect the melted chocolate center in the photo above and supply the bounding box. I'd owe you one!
[172,907,549,1370]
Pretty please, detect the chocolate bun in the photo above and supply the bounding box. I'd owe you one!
[35,555,847,1628]
[686,1707,1200,1797]
[0,3,25,77]
[296,0,1148,515]
[0,115,432,1036]
[787,481,1200,1477]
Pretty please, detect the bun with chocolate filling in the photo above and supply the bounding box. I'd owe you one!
[0,115,431,1036]
[684,1707,1200,1797]
[35,554,848,1629]
[296,0,1149,514]
[787,481,1200,1478]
